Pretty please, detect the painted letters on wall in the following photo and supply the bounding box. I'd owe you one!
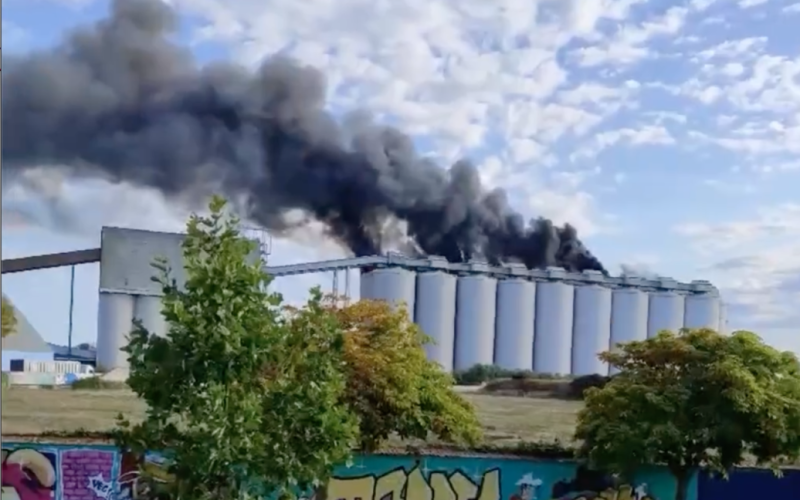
[1,442,686,500]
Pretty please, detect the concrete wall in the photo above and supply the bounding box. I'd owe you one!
[1,350,54,371]
[2,441,797,500]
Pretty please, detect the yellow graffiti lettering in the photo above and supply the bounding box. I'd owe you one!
[327,475,376,500]
[405,467,432,500]
[429,472,455,500]
[375,469,407,500]
[325,466,500,500]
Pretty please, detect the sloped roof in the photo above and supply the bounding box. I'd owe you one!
[2,295,53,353]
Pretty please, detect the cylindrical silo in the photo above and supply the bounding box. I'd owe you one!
[96,293,135,372]
[647,292,685,338]
[364,268,417,321]
[359,269,375,301]
[683,294,721,330]
[718,302,728,335]
[414,272,458,371]
[572,285,613,376]
[133,295,168,337]
[454,275,498,371]
[533,281,575,375]
[493,280,536,371]
[609,288,649,374]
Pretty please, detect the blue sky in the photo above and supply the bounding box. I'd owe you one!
[3,0,800,353]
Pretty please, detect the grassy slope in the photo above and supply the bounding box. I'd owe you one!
[2,387,582,450]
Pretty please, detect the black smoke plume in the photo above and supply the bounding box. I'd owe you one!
[3,0,606,273]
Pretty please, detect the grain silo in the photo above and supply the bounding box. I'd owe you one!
[414,271,458,371]
[683,281,721,331]
[133,295,168,337]
[362,268,417,321]
[608,287,649,374]
[454,273,498,371]
[571,278,613,376]
[493,277,536,371]
[718,302,728,334]
[533,269,574,375]
[96,293,136,372]
[647,287,685,338]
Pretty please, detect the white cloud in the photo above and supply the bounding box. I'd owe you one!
[676,204,800,336]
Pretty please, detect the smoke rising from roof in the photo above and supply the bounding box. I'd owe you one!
[3,0,606,273]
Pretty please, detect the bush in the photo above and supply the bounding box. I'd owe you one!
[568,373,610,399]
[70,377,128,390]
[452,365,571,385]
[1,372,9,388]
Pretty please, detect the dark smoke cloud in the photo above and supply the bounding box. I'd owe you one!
[3,0,606,273]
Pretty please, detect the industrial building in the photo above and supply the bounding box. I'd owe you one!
[1,226,726,377]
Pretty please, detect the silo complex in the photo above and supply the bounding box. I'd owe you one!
[94,225,727,375]
[358,261,726,377]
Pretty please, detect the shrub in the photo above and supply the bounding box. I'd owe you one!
[453,365,574,385]
[70,377,128,390]
[568,374,610,399]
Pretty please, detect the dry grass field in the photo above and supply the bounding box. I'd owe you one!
[2,387,583,448]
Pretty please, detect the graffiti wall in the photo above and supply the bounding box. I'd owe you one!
[1,442,687,500]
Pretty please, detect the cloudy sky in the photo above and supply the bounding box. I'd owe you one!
[3,0,800,353]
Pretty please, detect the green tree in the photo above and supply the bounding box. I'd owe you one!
[326,298,482,452]
[575,328,800,500]
[116,196,359,500]
[1,296,18,338]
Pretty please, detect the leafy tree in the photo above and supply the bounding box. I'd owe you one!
[1,296,18,338]
[575,328,800,500]
[327,298,482,452]
[116,196,359,500]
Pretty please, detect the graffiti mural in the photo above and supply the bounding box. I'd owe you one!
[317,457,678,500]
[0,442,711,500]
[2,447,59,500]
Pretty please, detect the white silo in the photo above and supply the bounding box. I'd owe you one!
[718,302,728,334]
[647,291,685,338]
[454,275,498,370]
[133,295,168,337]
[494,279,536,371]
[96,293,136,372]
[533,280,575,375]
[365,268,417,321]
[609,288,649,374]
[415,271,458,371]
[359,269,375,301]
[572,284,613,376]
[683,294,721,330]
